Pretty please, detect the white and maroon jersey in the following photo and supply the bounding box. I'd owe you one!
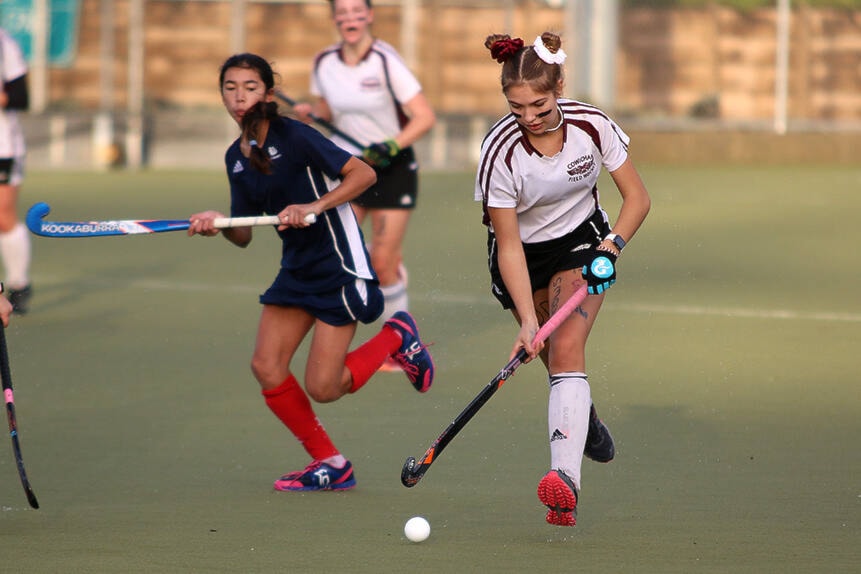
[311,39,422,154]
[475,99,630,243]
[0,28,27,158]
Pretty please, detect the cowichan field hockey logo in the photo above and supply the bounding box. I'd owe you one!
[360,77,383,91]
[567,154,595,182]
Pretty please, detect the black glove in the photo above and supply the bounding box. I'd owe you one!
[582,251,617,295]
[362,139,400,168]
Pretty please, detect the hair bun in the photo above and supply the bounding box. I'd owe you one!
[490,37,524,63]
[533,35,566,65]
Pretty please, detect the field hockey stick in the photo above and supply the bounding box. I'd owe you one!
[0,324,40,509]
[274,92,366,151]
[26,202,316,238]
[401,284,589,488]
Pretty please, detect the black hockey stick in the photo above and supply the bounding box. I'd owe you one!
[401,285,589,487]
[0,324,39,508]
[274,92,366,151]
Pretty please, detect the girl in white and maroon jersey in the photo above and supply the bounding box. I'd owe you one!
[292,0,435,355]
[0,28,32,314]
[475,32,651,527]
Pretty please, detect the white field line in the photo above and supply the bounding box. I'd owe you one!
[132,279,261,294]
[614,302,861,323]
[428,292,861,323]
[79,278,861,324]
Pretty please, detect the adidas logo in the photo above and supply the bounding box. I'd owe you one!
[232,160,244,173]
[268,146,282,160]
[550,429,568,442]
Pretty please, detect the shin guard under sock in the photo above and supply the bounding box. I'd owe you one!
[345,325,402,393]
[548,372,592,489]
[262,374,338,461]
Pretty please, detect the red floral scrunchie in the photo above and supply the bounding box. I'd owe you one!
[490,37,524,63]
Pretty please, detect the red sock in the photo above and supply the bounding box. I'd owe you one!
[262,374,338,461]
[345,324,402,393]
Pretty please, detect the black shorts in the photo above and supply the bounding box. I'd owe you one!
[0,158,23,186]
[353,147,418,210]
[487,209,611,309]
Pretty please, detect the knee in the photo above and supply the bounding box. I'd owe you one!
[370,249,392,268]
[372,252,400,284]
[250,356,284,391]
[0,213,17,233]
[305,382,343,404]
[547,339,587,373]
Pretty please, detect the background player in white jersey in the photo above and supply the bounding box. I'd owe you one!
[187,53,434,492]
[0,28,32,314]
[292,0,435,370]
[475,33,651,526]
[0,283,14,326]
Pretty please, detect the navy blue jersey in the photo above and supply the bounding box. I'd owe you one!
[225,116,377,294]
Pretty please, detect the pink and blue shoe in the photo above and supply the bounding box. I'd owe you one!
[384,311,434,392]
[273,460,356,492]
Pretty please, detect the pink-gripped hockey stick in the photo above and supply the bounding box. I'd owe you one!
[401,284,589,487]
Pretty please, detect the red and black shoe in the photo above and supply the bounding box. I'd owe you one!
[584,403,615,463]
[537,469,579,527]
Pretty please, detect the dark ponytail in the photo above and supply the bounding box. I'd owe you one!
[242,100,280,174]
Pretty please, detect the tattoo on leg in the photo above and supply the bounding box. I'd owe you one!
[375,213,387,236]
[550,275,588,320]
[549,276,563,314]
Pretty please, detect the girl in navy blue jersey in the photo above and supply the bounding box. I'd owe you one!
[188,53,434,492]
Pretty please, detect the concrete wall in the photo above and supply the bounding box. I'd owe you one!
[43,1,861,121]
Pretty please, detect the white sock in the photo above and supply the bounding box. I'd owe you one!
[548,372,591,489]
[0,223,31,289]
[322,454,347,468]
[380,280,408,321]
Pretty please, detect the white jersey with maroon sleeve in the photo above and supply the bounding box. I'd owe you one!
[311,39,422,155]
[0,29,27,158]
[475,99,630,244]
